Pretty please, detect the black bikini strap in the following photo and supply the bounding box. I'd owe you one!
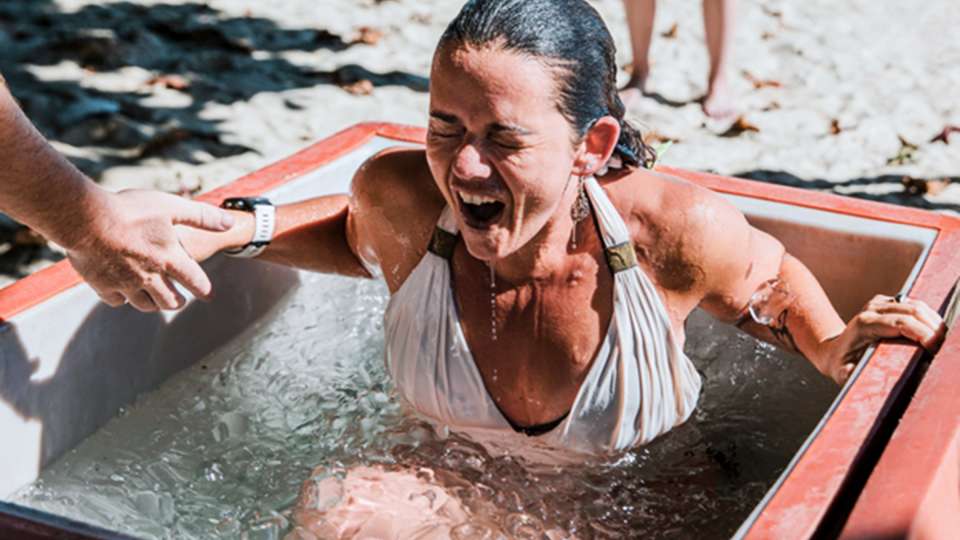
[428,227,458,259]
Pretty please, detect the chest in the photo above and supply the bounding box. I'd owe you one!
[450,248,614,424]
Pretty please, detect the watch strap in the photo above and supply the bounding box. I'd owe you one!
[222,198,275,258]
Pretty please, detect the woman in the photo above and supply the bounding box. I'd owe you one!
[182,0,944,456]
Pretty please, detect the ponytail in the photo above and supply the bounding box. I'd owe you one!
[607,88,657,169]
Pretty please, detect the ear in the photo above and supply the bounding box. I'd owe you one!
[573,116,620,176]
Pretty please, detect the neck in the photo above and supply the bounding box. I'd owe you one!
[491,178,587,285]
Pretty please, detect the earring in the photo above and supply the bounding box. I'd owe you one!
[569,174,590,249]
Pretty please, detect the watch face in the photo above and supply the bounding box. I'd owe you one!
[222,197,272,211]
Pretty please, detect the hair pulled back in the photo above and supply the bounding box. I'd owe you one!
[438,0,656,169]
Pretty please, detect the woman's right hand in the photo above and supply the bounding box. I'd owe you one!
[818,294,946,385]
[175,209,254,262]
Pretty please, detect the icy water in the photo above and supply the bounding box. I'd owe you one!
[12,272,838,539]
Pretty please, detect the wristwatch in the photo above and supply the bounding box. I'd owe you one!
[220,197,276,258]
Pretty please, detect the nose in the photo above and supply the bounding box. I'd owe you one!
[451,141,492,180]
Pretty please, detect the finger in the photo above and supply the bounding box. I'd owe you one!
[100,291,126,308]
[143,275,185,311]
[168,197,235,232]
[865,294,896,312]
[162,276,187,309]
[907,299,946,333]
[126,289,158,312]
[871,300,942,332]
[862,313,939,349]
[164,252,213,300]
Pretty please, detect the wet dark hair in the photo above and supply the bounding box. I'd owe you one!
[438,0,656,169]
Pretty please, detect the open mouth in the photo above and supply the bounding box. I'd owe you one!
[457,192,506,229]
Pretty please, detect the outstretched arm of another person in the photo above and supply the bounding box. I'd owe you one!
[0,73,235,311]
[692,188,944,384]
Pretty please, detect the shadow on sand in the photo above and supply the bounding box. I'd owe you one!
[734,170,960,213]
[0,0,429,179]
[0,0,428,278]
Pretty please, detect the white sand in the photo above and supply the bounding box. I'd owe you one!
[21,0,960,196]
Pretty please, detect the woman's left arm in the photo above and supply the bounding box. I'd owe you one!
[690,188,944,384]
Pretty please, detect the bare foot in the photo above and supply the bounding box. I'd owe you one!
[619,73,648,110]
[701,78,738,120]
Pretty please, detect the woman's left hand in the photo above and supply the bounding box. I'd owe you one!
[818,294,946,385]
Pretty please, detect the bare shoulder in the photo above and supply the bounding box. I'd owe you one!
[602,168,757,294]
[351,147,440,212]
[349,147,446,291]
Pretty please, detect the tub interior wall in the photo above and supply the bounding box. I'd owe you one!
[746,215,926,322]
[0,136,936,502]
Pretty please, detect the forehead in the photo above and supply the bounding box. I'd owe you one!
[430,43,565,127]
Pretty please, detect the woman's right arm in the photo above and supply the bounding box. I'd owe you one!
[178,147,442,286]
[178,194,371,278]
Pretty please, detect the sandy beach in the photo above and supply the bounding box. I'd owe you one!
[1,0,958,285]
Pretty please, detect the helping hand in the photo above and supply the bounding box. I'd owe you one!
[66,189,235,312]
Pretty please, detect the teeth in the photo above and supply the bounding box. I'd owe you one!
[459,192,499,205]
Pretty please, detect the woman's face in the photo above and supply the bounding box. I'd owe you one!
[426,44,581,262]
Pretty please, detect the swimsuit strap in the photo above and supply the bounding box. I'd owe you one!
[583,176,639,274]
[428,206,460,259]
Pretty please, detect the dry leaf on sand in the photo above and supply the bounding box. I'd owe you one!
[354,26,384,46]
[887,136,919,165]
[742,70,782,90]
[829,118,842,135]
[340,80,374,96]
[147,74,190,91]
[901,176,952,196]
[661,23,678,39]
[930,125,960,144]
[720,116,760,137]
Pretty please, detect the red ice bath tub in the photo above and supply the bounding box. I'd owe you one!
[1,123,958,539]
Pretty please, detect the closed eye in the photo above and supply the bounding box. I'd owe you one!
[428,121,464,140]
[489,137,523,150]
[429,128,461,138]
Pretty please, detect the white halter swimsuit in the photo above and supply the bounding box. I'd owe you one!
[384,177,702,455]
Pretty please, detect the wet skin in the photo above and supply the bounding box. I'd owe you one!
[178,44,945,429]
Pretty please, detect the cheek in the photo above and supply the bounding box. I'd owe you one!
[506,152,571,208]
[425,143,453,191]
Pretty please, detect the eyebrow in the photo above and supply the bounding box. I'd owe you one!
[429,110,459,124]
[429,110,532,136]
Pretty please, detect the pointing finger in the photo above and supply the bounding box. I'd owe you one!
[168,196,235,232]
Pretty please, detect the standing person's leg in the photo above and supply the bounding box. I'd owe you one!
[620,0,656,103]
[701,0,737,118]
